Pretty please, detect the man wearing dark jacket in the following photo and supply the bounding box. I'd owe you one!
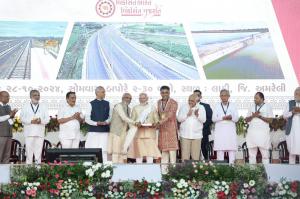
[0,91,17,164]
[194,90,213,160]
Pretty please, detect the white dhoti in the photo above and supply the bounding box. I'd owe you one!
[60,137,80,149]
[286,114,300,164]
[85,132,109,162]
[246,119,271,164]
[59,130,80,149]
[25,136,44,164]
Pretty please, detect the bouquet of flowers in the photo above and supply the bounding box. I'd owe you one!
[269,115,286,131]
[80,121,89,136]
[236,116,249,137]
[12,116,23,132]
[45,115,59,133]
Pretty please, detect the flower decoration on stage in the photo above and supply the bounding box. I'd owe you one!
[239,180,257,198]
[236,116,249,137]
[12,116,23,132]
[58,179,79,198]
[208,181,230,199]
[21,182,40,198]
[45,115,59,133]
[171,178,200,198]
[83,161,113,180]
[1,162,300,198]
[266,179,299,198]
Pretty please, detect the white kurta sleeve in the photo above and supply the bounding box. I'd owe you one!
[105,102,113,123]
[85,103,97,126]
[283,103,292,119]
[57,105,65,120]
[231,105,239,123]
[0,115,10,122]
[20,105,31,125]
[247,106,253,117]
[40,105,50,125]
[267,104,274,118]
[177,105,188,123]
[197,105,206,123]
[79,106,84,119]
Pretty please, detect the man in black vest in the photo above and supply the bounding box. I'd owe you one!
[0,91,17,164]
[85,86,111,162]
[193,90,213,160]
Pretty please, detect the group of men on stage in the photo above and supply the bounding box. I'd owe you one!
[0,86,300,165]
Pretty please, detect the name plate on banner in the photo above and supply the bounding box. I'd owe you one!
[112,164,162,182]
[0,165,10,184]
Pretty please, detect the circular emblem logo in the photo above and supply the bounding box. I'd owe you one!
[96,0,115,18]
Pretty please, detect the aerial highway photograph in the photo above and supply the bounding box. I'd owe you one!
[57,23,200,80]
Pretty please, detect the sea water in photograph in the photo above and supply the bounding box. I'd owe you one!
[191,22,284,79]
[57,23,199,80]
[0,21,67,80]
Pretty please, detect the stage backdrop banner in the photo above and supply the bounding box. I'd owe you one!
[0,0,299,114]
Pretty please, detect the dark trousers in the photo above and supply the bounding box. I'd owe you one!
[201,134,209,160]
[0,137,11,164]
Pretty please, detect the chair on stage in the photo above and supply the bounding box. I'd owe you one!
[56,141,85,149]
[208,140,229,163]
[242,142,262,163]
[41,139,52,163]
[242,142,273,163]
[56,142,62,149]
[278,141,299,164]
[79,140,86,149]
[10,139,22,163]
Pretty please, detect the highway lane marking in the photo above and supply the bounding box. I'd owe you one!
[96,31,117,80]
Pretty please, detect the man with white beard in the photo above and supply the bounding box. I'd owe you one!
[283,87,300,164]
[127,93,161,163]
[212,89,239,164]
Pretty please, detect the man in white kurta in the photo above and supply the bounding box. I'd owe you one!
[58,92,84,149]
[212,89,239,164]
[245,92,273,164]
[20,90,49,164]
[283,87,300,164]
[85,86,112,162]
[177,94,206,161]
